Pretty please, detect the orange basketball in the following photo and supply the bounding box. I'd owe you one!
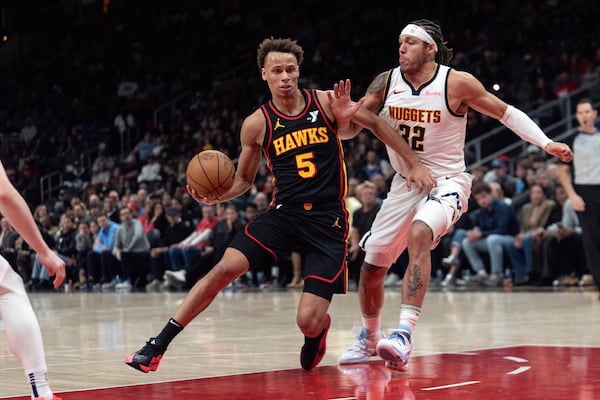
[186,150,235,198]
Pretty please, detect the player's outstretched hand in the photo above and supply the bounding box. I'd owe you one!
[406,164,437,193]
[39,250,66,289]
[186,185,222,205]
[327,79,365,129]
[545,142,573,163]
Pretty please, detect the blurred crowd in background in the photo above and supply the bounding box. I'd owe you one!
[0,0,598,292]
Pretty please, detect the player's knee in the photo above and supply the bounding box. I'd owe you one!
[211,261,247,284]
[214,264,248,283]
[409,221,433,246]
[296,311,324,338]
[360,262,387,284]
[211,249,249,281]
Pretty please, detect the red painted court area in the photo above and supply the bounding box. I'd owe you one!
[4,346,598,399]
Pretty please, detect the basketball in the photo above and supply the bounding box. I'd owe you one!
[186,150,236,198]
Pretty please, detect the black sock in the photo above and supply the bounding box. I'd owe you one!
[155,318,184,349]
[304,326,326,345]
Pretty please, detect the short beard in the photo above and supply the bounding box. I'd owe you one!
[400,48,431,74]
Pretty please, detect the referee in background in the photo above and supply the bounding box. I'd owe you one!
[558,98,600,299]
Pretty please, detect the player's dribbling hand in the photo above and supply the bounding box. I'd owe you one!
[186,185,222,205]
[406,164,436,193]
[545,142,573,163]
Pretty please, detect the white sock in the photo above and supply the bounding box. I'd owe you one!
[27,369,52,400]
[398,304,421,334]
[362,314,381,336]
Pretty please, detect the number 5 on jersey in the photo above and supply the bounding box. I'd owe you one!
[296,152,317,178]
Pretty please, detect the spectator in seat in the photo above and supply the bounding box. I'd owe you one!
[145,207,194,292]
[348,181,381,288]
[74,221,93,290]
[0,217,19,269]
[461,181,520,287]
[137,154,162,185]
[162,205,218,288]
[165,203,244,290]
[85,213,120,289]
[113,206,151,291]
[540,184,587,285]
[506,183,559,285]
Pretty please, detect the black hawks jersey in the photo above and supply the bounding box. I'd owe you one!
[260,89,347,207]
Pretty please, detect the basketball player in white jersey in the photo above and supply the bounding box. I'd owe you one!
[333,19,573,370]
[0,160,65,400]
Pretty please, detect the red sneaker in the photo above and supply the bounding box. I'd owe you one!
[300,313,331,370]
[125,337,165,373]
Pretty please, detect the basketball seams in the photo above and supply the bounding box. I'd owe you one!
[216,154,223,187]
[197,153,219,191]
[217,154,234,188]
[217,154,234,189]
[186,171,214,194]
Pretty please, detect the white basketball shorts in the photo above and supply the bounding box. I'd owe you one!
[360,172,473,268]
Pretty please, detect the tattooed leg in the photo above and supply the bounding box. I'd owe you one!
[402,220,433,307]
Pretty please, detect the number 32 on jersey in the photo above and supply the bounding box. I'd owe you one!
[398,124,425,151]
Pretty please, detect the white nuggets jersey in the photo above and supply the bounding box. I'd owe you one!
[378,64,467,179]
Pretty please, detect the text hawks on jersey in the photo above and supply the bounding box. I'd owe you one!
[272,127,330,156]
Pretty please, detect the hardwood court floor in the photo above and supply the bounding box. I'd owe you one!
[1,285,599,399]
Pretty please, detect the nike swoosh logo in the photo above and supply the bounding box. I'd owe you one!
[392,90,406,94]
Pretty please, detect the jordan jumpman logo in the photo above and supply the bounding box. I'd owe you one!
[274,118,285,130]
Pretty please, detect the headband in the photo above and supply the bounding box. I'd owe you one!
[401,24,438,52]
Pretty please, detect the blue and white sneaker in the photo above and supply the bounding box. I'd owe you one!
[338,326,385,364]
[376,326,412,370]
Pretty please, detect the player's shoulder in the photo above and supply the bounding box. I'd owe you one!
[240,108,268,145]
[374,69,392,81]
[448,68,479,85]
[243,108,267,129]
[314,88,330,104]
[362,70,393,110]
[447,68,487,96]
[367,70,393,94]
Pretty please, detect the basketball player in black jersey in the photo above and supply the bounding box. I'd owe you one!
[126,37,435,372]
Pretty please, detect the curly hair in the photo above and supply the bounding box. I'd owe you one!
[410,19,453,65]
[256,37,304,70]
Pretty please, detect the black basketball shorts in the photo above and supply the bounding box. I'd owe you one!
[229,203,348,301]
